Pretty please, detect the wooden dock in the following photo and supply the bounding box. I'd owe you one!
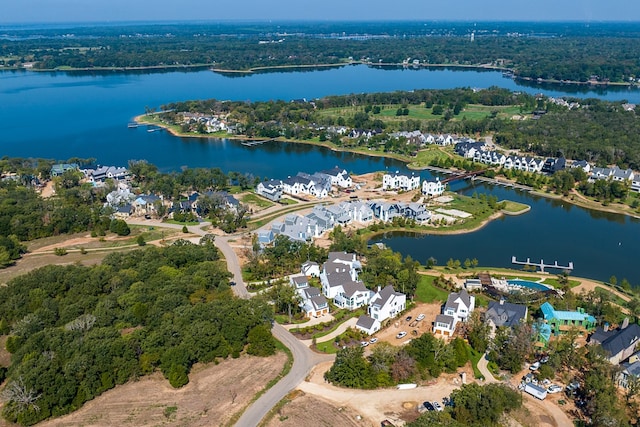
[241,138,277,147]
[511,256,573,273]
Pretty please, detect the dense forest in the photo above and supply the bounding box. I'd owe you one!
[3,22,640,83]
[0,242,275,425]
[160,88,640,169]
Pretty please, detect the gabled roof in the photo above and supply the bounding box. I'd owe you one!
[302,287,321,299]
[485,301,527,328]
[356,315,378,330]
[310,294,328,309]
[446,289,472,311]
[291,276,308,286]
[541,302,596,323]
[341,281,369,298]
[435,314,455,328]
[598,323,640,357]
[370,285,403,309]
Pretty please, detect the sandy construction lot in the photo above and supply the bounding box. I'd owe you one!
[37,353,287,427]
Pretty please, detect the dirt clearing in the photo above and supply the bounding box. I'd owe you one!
[263,391,365,427]
[39,353,287,427]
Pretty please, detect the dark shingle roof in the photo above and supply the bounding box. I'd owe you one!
[356,315,377,330]
[485,301,527,328]
[599,323,640,358]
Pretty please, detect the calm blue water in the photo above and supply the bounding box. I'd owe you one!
[1,65,639,283]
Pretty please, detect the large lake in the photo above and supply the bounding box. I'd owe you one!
[1,65,639,283]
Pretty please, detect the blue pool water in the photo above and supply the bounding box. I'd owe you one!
[507,279,550,292]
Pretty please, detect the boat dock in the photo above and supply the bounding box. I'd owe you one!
[127,122,140,128]
[511,256,573,273]
[241,138,277,147]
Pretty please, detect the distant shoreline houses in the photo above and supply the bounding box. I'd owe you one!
[256,166,352,202]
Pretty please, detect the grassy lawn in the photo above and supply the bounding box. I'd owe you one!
[468,347,484,379]
[278,198,298,205]
[408,147,453,168]
[315,341,339,354]
[542,277,581,289]
[500,200,530,214]
[415,275,449,303]
[241,193,275,209]
[595,286,628,306]
[163,219,200,226]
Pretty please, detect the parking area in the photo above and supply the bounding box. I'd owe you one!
[368,302,442,346]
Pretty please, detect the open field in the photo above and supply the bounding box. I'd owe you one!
[262,391,364,427]
[39,353,287,427]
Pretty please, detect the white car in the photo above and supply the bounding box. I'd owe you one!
[416,313,425,321]
[396,331,407,339]
[529,362,540,371]
[361,341,369,347]
[369,338,378,344]
[547,384,563,394]
[432,401,443,411]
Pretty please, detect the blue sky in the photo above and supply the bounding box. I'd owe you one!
[3,0,640,23]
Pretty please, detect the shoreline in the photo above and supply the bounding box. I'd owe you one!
[134,115,639,221]
[7,61,638,88]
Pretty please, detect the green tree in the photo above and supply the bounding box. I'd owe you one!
[109,219,130,236]
[246,325,276,357]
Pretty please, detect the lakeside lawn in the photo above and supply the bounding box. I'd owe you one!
[241,193,276,209]
[415,275,449,303]
[500,200,530,214]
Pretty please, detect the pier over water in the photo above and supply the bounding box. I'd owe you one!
[511,256,574,273]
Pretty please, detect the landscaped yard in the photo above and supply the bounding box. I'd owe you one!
[501,200,530,214]
[415,275,449,303]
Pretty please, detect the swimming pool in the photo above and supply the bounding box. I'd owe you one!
[507,279,550,292]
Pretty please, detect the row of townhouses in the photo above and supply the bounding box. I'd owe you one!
[381,171,446,198]
[455,141,640,193]
[257,199,434,246]
[256,166,352,201]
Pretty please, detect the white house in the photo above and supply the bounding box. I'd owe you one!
[368,285,406,322]
[443,289,475,322]
[320,252,361,298]
[256,179,283,202]
[334,281,373,310]
[382,171,421,191]
[320,166,353,188]
[289,274,329,318]
[433,289,475,337]
[301,261,320,277]
[355,315,381,335]
[433,314,457,337]
[422,178,445,198]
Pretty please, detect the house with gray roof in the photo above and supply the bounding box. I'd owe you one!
[355,315,381,335]
[433,289,475,337]
[590,322,640,365]
[368,285,406,322]
[485,299,528,337]
[256,179,283,201]
[433,314,457,337]
[289,275,329,318]
[334,280,373,310]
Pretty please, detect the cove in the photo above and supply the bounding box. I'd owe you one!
[1,65,639,283]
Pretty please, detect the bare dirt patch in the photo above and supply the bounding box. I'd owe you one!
[39,353,287,427]
[264,391,365,427]
[372,303,442,346]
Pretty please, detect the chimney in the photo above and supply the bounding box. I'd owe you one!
[603,322,609,332]
[499,298,505,305]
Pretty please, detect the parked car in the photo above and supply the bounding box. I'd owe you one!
[529,361,540,371]
[361,341,369,347]
[416,313,425,321]
[396,331,407,339]
[547,384,563,394]
[540,356,549,363]
[229,281,236,286]
[405,316,412,322]
[432,401,443,411]
[369,338,378,344]
[422,401,435,411]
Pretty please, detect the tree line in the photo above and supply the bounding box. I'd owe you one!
[4,22,640,83]
[0,241,275,425]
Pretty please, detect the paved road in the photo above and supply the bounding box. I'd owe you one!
[477,352,498,383]
[128,219,333,426]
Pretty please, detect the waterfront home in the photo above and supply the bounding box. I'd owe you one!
[422,178,445,198]
[484,299,528,338]
[341,201,374,223]
[256,179,283,202]
[541,157,566,174]
[368,285,406,322]
[355,315,382,335]
[390,130,427,146]
[589,166,634,183]
[540,302,596,336]
[464,278,482,291]
[83,165,129,183]
[633,176,640,193]
[50,163,79,177]
[589,321,640,365]
[455,141,486,159]
[133,194,162,215]
[297,172,332,198]
[320,166,353,188]
[382,171,420,191]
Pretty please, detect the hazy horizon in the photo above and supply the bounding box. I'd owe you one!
[3,0,640,25]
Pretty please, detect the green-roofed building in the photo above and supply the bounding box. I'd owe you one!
[540,302,596,336]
